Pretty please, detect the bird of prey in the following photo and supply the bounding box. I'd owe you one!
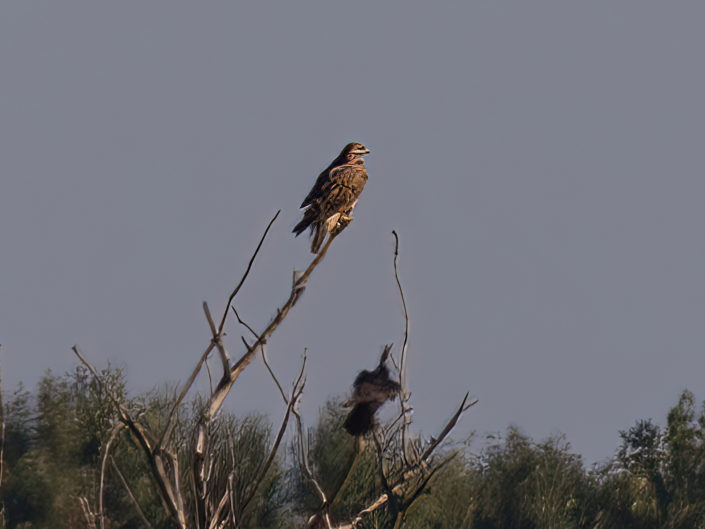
[343,345,401,436]
[293,142,370,253]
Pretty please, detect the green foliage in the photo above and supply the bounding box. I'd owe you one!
[2,367,124,529]
[403,453,475,529]
[1,369,285,529]
[3,369,705,529]
[287,400,373,521]
[468,427,594,529]
[595,390,705,529]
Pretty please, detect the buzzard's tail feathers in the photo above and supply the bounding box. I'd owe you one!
[310,222,327,254]
[293,209,316,237]
[344,403,375,436]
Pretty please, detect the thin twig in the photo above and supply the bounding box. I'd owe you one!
[419,393,474,463]
[217,210,280,335]
[99,424,126,529]
[391,231,412,467]
[241,372,305,512]
[295,409,328,518]
[73,346,187,528]
[79,496,98,529]
[260,343,288,404]
[289,353,331,526]
[208,490,230,529]
[205,355,214,395]
[158,341,215,449]
[231,307,259,341]
[160,212,280,455]
[404,451,458,510]
[335,494,389,529]
[232,307,289,404]
[204,301,231,376]
[302,361,358,527]
[199,233,336,423]
[372,431,391,494]
[110,456,155,529]
[391,231,409,390]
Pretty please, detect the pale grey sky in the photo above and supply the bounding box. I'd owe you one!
[2,2,704,465]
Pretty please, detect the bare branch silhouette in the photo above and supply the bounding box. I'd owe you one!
[110,456,155,529]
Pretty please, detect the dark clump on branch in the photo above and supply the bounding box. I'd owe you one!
[343,345,401,436]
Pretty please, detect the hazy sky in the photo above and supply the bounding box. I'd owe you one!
[2,2,704,465]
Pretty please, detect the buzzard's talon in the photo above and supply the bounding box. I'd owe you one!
[331,215,353,236]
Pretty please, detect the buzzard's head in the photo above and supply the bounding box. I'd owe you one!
[343,142,370,161]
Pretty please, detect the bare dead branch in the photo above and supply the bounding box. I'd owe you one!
[228,475,237,529]
[110,456,155,529]
[419,393,475,463]
[391,231,409,390]
[205,355,214,395]
[231,306,259,341]
[241,374,304,513]
[232,307,289,404]
[295,409,328,523]
[99,424,126,529]
[217,210,280,335]
[321,449,360,521]
[79,496,98,529]
[260,344,288,404]
[334,494,389,529]
[193,233,337,528]
[391,231,412,467]
[198,233,335,425]
[301,384,359,527]
[372,431,392,495]
[283,354,334,529]
[204,301,230,375]
[158,342,215,449]
[74,346,187,528]
[403,451,458,511]
[208,490,230,529]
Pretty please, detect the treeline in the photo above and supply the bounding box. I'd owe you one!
[2,367,705,529]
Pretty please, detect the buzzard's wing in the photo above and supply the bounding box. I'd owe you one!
[293,169,336,237]
[319,163,368,218]
[300,152,347,208]
[300,169,332,208]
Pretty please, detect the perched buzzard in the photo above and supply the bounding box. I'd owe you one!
[293,142,370,253]
[343,346,401,436]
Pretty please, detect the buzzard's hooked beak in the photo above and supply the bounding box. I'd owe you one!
[350,147,370,155]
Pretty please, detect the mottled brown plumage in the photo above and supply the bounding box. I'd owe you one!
[343,346,401,436]
[293,142,370,253]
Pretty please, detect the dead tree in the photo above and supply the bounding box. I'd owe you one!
[73,214,473,529]
[73,210,343,529]
[294,232,476,529]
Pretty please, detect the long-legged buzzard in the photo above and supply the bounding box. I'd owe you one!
[293,142,369,253]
